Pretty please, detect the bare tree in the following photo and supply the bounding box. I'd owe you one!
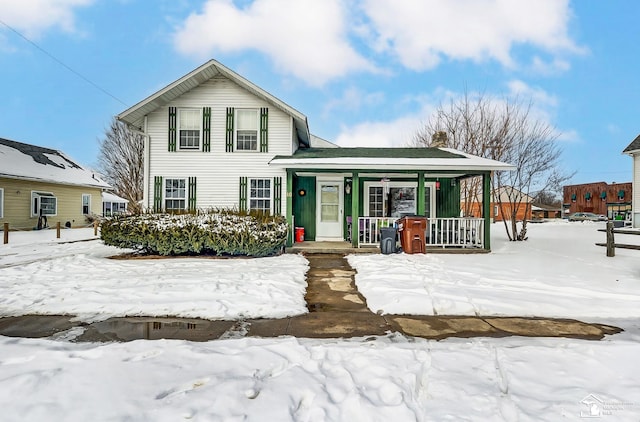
[414,91,572,241]
[98,119,144,214]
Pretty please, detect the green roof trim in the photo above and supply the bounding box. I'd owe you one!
[273,147,465,160]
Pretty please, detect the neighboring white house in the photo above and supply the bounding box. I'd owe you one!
[117,59,514,249]
[102,192,128,216]
[623,135,640,228]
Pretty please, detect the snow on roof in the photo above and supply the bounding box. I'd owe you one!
[102,192,129,203]
[0,138,110,189]
[269,147,515,172]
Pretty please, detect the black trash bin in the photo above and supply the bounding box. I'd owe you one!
[380,226,398,254]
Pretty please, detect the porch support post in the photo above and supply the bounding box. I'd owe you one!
[417,171,425,215]
[351,171,360,247]
[482,171,491,250]
[286,169,294,247]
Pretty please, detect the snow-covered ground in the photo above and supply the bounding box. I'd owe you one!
[1,333,640,421]
[2,222,640,421]
[0,228,309,322]
[348,220,640,320]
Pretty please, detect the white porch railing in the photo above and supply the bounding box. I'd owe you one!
[356,217,397,247]
[427,217,484,249]
[356,217,484,249]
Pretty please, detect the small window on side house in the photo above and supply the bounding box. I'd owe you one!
[236,109,258,151]
[165,179,186,211]
[179,109,201,150]
[82,194,91,215]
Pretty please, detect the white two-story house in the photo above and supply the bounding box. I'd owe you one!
[118,59,514,250]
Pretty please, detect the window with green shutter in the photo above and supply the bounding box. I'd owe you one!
[260,107,268,152]
[154,176,163,211]
[188,177,197,210]
[239,176,247,212]
[226,107,235,152]
[202,107,211,152]
[168,108,177,151]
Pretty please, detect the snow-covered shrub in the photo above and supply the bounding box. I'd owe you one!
[101,209,288,257]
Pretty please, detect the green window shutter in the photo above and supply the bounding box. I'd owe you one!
[226,107,235,152]
[154,176,163,212]
[618,190,625,199]
[600,191,607,200]
[202,107,211,152]
[585,192,592,200]
[168,107,177,152]
[260,107,268,153]
[188,177,197,211]
[273,176,282,215]
[239,176,247,212]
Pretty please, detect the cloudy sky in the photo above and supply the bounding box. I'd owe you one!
[0,0,638,184]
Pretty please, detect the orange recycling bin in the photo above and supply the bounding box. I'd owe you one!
[295,227,305,242]
[397,216,427,254]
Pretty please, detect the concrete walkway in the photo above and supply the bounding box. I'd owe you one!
[0,253,622,342]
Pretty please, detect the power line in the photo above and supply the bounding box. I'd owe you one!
[0,18,128,106]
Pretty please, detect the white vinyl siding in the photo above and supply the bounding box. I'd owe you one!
[165,178,186,211]
[144,75,289,211]
[178,109,201,150]
[236,109,258,151]
[82,194,91,215]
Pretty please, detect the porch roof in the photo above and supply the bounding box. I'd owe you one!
[269,147,515,172]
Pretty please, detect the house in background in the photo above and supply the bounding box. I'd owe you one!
[0,138,110,230]
[531,204,562,220]
[623,136,640,227]
[461,186,534,222]
[102,192,129,216]
[117,59,514,250]
[562,181,632,219]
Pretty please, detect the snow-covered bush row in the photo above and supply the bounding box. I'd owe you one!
[100,210,288,257]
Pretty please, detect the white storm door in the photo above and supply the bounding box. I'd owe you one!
[316,180,343,240]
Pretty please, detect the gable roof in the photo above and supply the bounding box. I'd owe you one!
[0,138,110,189]
[269,147,516,172]
[117,59,311,146]
[623,134,640,154]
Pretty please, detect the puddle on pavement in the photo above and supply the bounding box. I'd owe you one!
[0,315,235,343]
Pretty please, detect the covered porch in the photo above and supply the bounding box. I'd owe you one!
[269,147,515,252]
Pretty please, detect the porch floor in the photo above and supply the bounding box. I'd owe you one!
[286,241,491,254]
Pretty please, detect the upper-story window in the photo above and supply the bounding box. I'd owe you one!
[236,109,258,151]
[179,109,201,150]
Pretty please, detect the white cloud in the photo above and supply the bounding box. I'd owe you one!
[0,0,92,39]
[334,101,436,147]
[361,0,583,71]
[507,79,558,108]
[322,87,385,117]
[173,0,375,86]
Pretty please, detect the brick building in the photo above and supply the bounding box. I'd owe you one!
[562,182,632,218]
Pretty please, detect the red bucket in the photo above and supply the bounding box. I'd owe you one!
[295,227,305,242]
